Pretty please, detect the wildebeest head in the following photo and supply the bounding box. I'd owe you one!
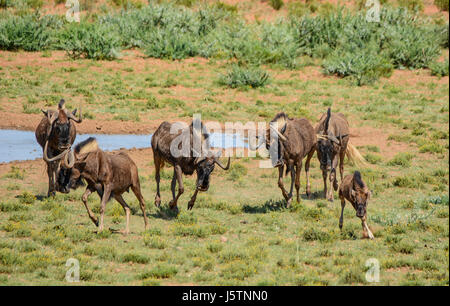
[191,122,230,191]
[351,171,371,218]
[56,138,98,193]
[249,113,288,164]
[42,99,82,159]
[317,108,343,171]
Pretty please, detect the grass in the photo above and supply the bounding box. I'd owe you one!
[0,0,448,286]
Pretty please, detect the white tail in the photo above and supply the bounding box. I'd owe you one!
[346,142,368,167]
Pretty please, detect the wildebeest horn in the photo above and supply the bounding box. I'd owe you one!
[43,140,70,162]
[214,156,231,170]
[270,126,287,142]
[317,134,327,140]
[66,107,82,123]
[248,135,265,150]
[62,149,75,168]
[68,107,82,123]
[45,111,59,137]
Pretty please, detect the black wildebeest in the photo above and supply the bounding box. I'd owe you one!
[251,112,316,206]
[151,119,230,211]
[56,137,148,234]
[316,108,366,201]
[338,171,374,239]
[35,99,82,197]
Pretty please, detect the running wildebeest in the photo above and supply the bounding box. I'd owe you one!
[250,112,316,206]
[56,137,148,234]
[151,119,231,211]
[338,171,374,239]
[316,108,366,201]
[35,99,82,197]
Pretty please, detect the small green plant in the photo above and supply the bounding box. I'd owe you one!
[434,0,449,11]
[387,152,414,167]
[364,153,383,164]
[268,0,284,11]
[219,65,270,89]
[430,59,449,77]
[140,265,178,279]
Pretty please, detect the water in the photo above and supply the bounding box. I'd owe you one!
[0,129,247,163]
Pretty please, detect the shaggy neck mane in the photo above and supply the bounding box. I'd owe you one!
[271,112,288,129]
[75,137,99,155]
[353,171,365,189]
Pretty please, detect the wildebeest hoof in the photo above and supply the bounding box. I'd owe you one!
[187,202,194,210]
[286,198,293,208]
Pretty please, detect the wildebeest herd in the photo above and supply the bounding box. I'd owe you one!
[36,99,374,239]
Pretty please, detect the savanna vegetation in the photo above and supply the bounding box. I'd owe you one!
[0,0,448,285]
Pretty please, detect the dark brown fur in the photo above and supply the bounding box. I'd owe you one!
[35,99,80,197]
[316,108,350,201]
[338,171,374,239]
[57,138,148,234]
[151,120,230,211]
[267,113,316,206]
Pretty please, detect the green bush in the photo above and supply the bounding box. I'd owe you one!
[398,0,424,12]
[434,0,449,11]
[323,44,393,86]
[268,0,284,11]
[219,65,270,88]
[0,13,61,51]
[60,22,121,60]
[430,59,449,77]
[387,152,414,167]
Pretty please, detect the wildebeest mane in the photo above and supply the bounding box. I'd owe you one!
[75,137,99,155]
[353,171,365,188]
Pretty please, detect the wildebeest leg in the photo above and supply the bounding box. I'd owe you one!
[339,198,345,230]
[168,165,184,211]
[46,161,56,197]
[304,149,314,197]
[82,187,98,226]
[131,183,149,231]
[278,166,291,205]
[98,185,112,232]
[328,155,339,201]
[154,155,161,207]
[288,165,295,203]
[187,189,199,210]
[361,215,374,240]
[114,194,131,235]
[339,149,345,183]
[322,169,328,200]
[294,162,302,203]
[331,155,339,192]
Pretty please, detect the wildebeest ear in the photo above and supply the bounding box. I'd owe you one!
[72,108,78,116]
[41,109,48,117]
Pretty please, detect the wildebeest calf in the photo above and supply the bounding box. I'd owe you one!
[57,137,148,234]
[338,171,374,239]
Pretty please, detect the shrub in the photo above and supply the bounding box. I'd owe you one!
[364,153,383,164]
[60,22,121,60]
[139,265,178,279]
[398,0,424,12]
[434,0,449,11]
[268,0,284,11]
[219,65,270,88]
[387,152,414,167]
[143,29,200,60]
[323,45,393,86]
[430,59,449,77]
[0,13,60,51]
[302,228,333,242]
